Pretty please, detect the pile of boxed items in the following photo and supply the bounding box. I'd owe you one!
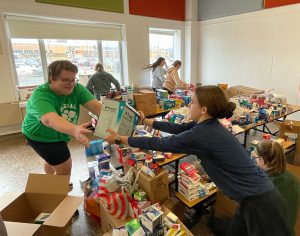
[101,86,135,107]
[82,146,117,220]
[105,203,191,236]
[178,162,216,202]
[155,89,191,114]
[165,107,191,124]
[228,89,293,126]
[0,174,82,235]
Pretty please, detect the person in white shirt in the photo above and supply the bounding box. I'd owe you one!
[144,57,167,91]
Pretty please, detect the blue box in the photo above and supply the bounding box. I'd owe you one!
[85,139,104,156]
[182,96,191,105]
[163,100,175,110]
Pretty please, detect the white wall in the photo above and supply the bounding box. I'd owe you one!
[199,3,300,120]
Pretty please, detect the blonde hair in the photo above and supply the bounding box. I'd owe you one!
[256,140,286,176]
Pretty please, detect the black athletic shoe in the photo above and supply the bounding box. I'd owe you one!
[68,182,73,192]
[72,209,79,221]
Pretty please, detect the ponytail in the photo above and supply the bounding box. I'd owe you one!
[269,142,286,175]
[195,86,236,119]
[219,102,236,119]
[256,140,286,176]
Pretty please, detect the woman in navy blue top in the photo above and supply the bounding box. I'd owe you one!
[105,85,291,235]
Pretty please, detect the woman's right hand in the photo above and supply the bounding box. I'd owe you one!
[73,122,93,147]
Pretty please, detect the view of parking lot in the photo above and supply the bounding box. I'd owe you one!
[11,39,122,87]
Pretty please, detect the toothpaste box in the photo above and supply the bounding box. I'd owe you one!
[94,100,139,138]
[139,206,163,233]
[131,152,147,161]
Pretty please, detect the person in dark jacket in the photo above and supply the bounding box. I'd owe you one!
[86,63,121,100]
[104,85,292,235]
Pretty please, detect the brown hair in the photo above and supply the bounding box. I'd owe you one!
[144,57,165,71]
[48,60,78,83]
[95,63,104,72]
[256,140,286,176]
[194,85,236,119]
[172,60,181,68]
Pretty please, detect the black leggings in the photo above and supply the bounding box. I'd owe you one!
[227,188,292,236]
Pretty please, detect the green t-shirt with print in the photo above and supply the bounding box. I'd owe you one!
[22,82,94,142]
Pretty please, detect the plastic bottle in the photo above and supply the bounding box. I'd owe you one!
[87,162,95,179]
[102,141,110,154]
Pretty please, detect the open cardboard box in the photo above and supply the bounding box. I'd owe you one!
[0,174,83,236]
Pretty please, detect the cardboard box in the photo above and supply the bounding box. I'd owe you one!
[123,165,169,204]
[0,174,83,236]
[212,191,237,218]
[277,120,300,166]
[137,169,169,204]
[94,100,139,138]
[133,91,157,116]
[228,85,264,98]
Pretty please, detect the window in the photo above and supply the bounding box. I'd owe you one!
[7,16,124,89]
[44,39,98,77]
[11,39,44,87]
[10,39,123,88]
[149,28,180,67]
[102,41,122,82]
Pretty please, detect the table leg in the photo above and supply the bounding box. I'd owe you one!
[244,130,249,147]
[175,159,179,192]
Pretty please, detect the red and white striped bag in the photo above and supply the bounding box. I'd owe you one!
[97,186,132,220]
[96,168,140,219]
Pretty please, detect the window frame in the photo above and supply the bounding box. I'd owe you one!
[149,27,181,65]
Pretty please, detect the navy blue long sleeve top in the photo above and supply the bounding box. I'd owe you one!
[128,118,273,201]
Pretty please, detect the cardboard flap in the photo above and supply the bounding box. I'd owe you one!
[44,196,83,227]
[0,193,21,211]
[4,221,40,236]
[25,174,69,195]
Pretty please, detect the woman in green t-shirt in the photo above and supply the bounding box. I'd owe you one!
[255,140,300,235]
[22,60,102,188]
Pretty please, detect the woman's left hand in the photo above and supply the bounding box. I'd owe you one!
[104,128,119,145]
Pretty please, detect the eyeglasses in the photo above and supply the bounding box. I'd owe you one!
[59,78,79,84]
